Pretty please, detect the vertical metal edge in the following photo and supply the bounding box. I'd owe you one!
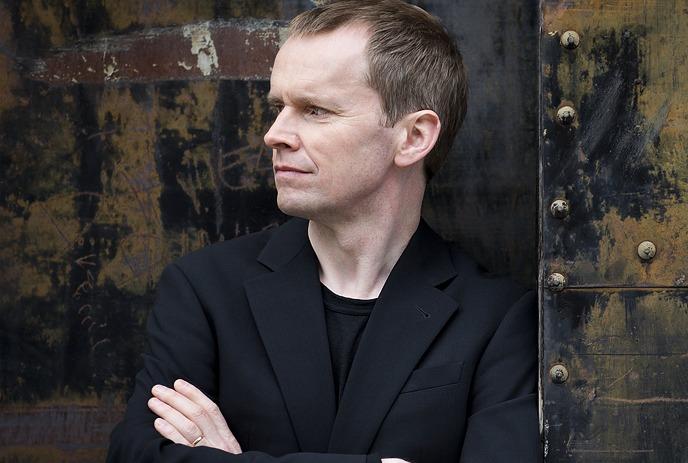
[536,0,546,460]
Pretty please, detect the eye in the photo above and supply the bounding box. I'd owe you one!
[270,103,284,116]
[305,106,329,117]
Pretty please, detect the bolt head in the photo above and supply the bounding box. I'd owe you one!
[550,364,569,384]
[560,30,580,49]
[556,106,576,126]
[546,273,566,291]
[637,241,657,260]
[550,199,570,219]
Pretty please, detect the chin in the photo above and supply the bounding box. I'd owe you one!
[276,192,317,220]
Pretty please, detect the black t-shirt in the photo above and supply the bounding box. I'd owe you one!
[321,284,376,406]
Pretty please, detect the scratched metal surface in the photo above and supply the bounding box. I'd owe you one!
[0,0,538,461]
[541,0,688,461]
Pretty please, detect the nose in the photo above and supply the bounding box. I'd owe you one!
[264,109,300,151]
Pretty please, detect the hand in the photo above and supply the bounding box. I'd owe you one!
[148,379,242,454]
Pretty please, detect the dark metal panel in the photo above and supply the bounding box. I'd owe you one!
[0,0,541,460]
[541,0,688,461]
[543,290,688,461]
[540,1,688,288]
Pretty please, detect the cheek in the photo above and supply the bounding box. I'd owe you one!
[312,125,392,171]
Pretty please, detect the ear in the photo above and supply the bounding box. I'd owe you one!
[394,110,441,169]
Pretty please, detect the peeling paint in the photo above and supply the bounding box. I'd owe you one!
[177,60,192,71]
[25,21,281,84]
[182,22,219,77]
[103,56,119,80]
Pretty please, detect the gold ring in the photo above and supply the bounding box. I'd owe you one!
[192,435,204,446]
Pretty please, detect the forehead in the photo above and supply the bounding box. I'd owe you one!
[269,25,372,102]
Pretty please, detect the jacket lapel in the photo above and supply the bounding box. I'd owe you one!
[327,220,459,453]
[243,218,336,452]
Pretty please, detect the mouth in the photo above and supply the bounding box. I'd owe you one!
[274,165,310,174]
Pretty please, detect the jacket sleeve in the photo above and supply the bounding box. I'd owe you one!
[107,263,381,463]
[459,290,541,463]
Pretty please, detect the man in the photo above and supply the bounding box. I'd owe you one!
[107,1,539,462]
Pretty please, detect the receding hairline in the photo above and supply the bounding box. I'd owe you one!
[274,23,376,90]
[268,26,383,115]
[283,20,375,77]
[287,18,373,40]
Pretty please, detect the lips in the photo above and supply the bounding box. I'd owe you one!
[274,165,310,174]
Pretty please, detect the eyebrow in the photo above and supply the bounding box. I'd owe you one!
[267,93,343,112]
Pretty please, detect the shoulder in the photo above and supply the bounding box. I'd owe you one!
[178,226,275,267]
[444,242,535,328]
[168,221,286,289]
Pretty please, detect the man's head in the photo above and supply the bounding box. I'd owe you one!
[264,0,467,220]
[288,0,467,178]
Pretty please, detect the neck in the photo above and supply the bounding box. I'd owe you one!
[307,188,423,300]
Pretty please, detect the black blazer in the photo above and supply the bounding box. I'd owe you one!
[108,218,539,463]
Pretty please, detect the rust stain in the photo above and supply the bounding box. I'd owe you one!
[0,5,18,110]
[542,0,688,459]
[102,0,214,31]
[18,0,69,48]
[576,291,688,354]
[542,0,688,287]
[155,80,217,136]
[89,85,167,293]
[0,1,289,459]
[548,202,688,287]
[1,194,81,302]
[0,2,12,43]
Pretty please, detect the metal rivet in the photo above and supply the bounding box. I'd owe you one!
[560,30,580,49]
[637,241,657,260]
[550,364,569,384]
[556,106,576,126]
[546,273,566,291]
[550,199,570,219]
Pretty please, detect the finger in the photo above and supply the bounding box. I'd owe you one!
[148,397,202,444]
[153,417,190,445]
[173,379,242,453]
[148,396,198,436]
[149,391,206,444]
[173,381,231,431]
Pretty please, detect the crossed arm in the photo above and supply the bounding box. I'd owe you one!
[147,378,408,463]
[107,264,400,463]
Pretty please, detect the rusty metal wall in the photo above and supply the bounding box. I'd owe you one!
[0,0,539,461]
[541,0,688,461]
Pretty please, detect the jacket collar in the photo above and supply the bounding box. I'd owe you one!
[256,217,456,286]
[255,217,312,271]
[244,217,459,453]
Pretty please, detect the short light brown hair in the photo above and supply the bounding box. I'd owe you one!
[289,0,467,179]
